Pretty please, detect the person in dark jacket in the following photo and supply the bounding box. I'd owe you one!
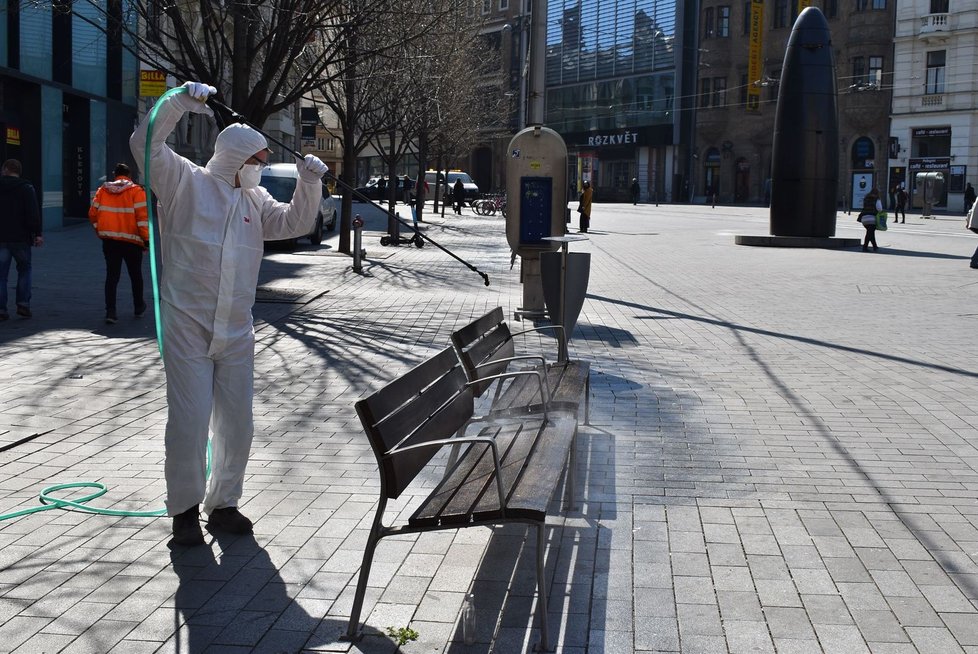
[0,159,43,320]
[965,182,976,214]
[858,187,882,252]
[453,178,465,214]
[895,185,908,223]
[630,178,640,205]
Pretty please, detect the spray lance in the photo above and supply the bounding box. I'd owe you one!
[204,97,491,288]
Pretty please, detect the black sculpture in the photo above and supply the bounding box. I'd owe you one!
[769,7,839,237]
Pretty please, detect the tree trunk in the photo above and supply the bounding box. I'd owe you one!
[387,128,398,240]
[415,134,427,223]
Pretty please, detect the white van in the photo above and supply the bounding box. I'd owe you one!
[261,163,337,246]
[424,170,480,204]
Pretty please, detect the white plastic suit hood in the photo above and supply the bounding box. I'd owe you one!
[205,123,271,186]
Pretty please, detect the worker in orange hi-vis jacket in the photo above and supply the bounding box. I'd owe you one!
[88,162,149,324]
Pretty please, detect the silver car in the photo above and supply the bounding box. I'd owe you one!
[261,163,336,246]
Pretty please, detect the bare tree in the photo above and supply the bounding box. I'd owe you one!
[59,0,439,127]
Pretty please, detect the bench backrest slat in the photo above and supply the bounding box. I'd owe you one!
[355,347,473,500]
[452,314,516,398]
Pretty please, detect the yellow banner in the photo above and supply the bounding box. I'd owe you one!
[747,0,764,111]
[139,70,167,97]
[798,0,813,9]
[6,127,20,145]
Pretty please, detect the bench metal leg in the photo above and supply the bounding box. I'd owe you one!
[583,373,590,426]
[344,503,386,642]
[534,523,552,652]
[564,423,578,511]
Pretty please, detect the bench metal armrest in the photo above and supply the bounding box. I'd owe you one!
[385,436,506,512]
[473,355,546,372]
[465,370,550,421]
[510,325,567,360]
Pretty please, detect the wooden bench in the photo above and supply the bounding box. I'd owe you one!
[345,346,577,650]
[451,306,590,424]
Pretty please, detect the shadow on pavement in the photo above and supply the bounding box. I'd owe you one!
[170,532,375,652]
[454,429,614,651]
[588,293,978,380]
[588,292,978,609]
[852,248,971,260]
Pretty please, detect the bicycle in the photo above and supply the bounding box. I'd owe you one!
[473,193,507,217]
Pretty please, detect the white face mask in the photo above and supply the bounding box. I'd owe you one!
[238,164,263,189]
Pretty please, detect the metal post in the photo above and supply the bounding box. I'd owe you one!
[352,214,364,273]
[527,0,547,125]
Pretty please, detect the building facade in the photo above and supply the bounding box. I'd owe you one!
[693,0,895,208]
[1,2,140,227]
[890,1,978,213]
[544,0,684,203]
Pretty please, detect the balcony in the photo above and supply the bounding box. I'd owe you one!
[921,94,943,108]
[919,13,950,43]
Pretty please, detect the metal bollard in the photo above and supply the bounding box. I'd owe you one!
[352,214,364,273]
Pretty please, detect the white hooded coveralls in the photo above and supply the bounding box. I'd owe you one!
[130,92,320,516]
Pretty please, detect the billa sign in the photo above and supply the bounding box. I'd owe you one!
[139,70,167,97]
[6,127,20,146]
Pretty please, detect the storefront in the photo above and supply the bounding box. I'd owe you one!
[908,127,951,209]
[562,126,673,202]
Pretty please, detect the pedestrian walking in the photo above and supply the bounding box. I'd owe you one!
[858,186,882,252]
[130,81,328,547]
[896,185,908,223]
[965,182,976,214]
[578,180,593,233]
[0,159,42,320]
[968,199,978,269]
[402,175,411,205]
[630,177,640,205]
[453,178,465,214]
[89,163,149,324]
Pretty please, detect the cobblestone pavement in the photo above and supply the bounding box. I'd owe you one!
[1,200,978,653]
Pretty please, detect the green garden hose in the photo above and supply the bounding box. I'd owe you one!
[0,86,204,523]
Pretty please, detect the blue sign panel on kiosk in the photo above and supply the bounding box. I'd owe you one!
[519,177,553,246]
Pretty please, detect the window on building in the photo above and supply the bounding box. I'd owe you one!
[872,0,886,8]
[852,56,865,84]
[704,7,715,39]
[499,0,509,9]
[481,0,491,14]
[768,69,781,101]
[773,0,790,28]
[718,6,730,37]
[712,77,726,106]
[855,0,868,10]
[743,2,751,35]
[822,0,838,18]
[700,78,712,108]
[739,73,748,106]
[925,50,946,94]
[868,56,883,86]
[930,0,948,12]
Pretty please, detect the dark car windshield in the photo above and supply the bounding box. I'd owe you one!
[447,172,473,184]
[261,175,297,202]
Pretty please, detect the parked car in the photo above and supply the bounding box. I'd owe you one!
[354,176,415,202]
[424,170,480,205]
[261,163,336,246]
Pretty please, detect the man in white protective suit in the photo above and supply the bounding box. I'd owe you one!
[130,82,329,546]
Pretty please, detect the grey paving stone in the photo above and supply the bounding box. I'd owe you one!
[631,616,679,652]
[919,584,976,612]
[724,620,775,654]
[905,626,967,654]
[849,609,910,644]
[812,623,871,654]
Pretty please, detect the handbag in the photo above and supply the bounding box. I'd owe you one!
[967,201,978,234]
[576,203,583,213]
[875,211,888,231]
